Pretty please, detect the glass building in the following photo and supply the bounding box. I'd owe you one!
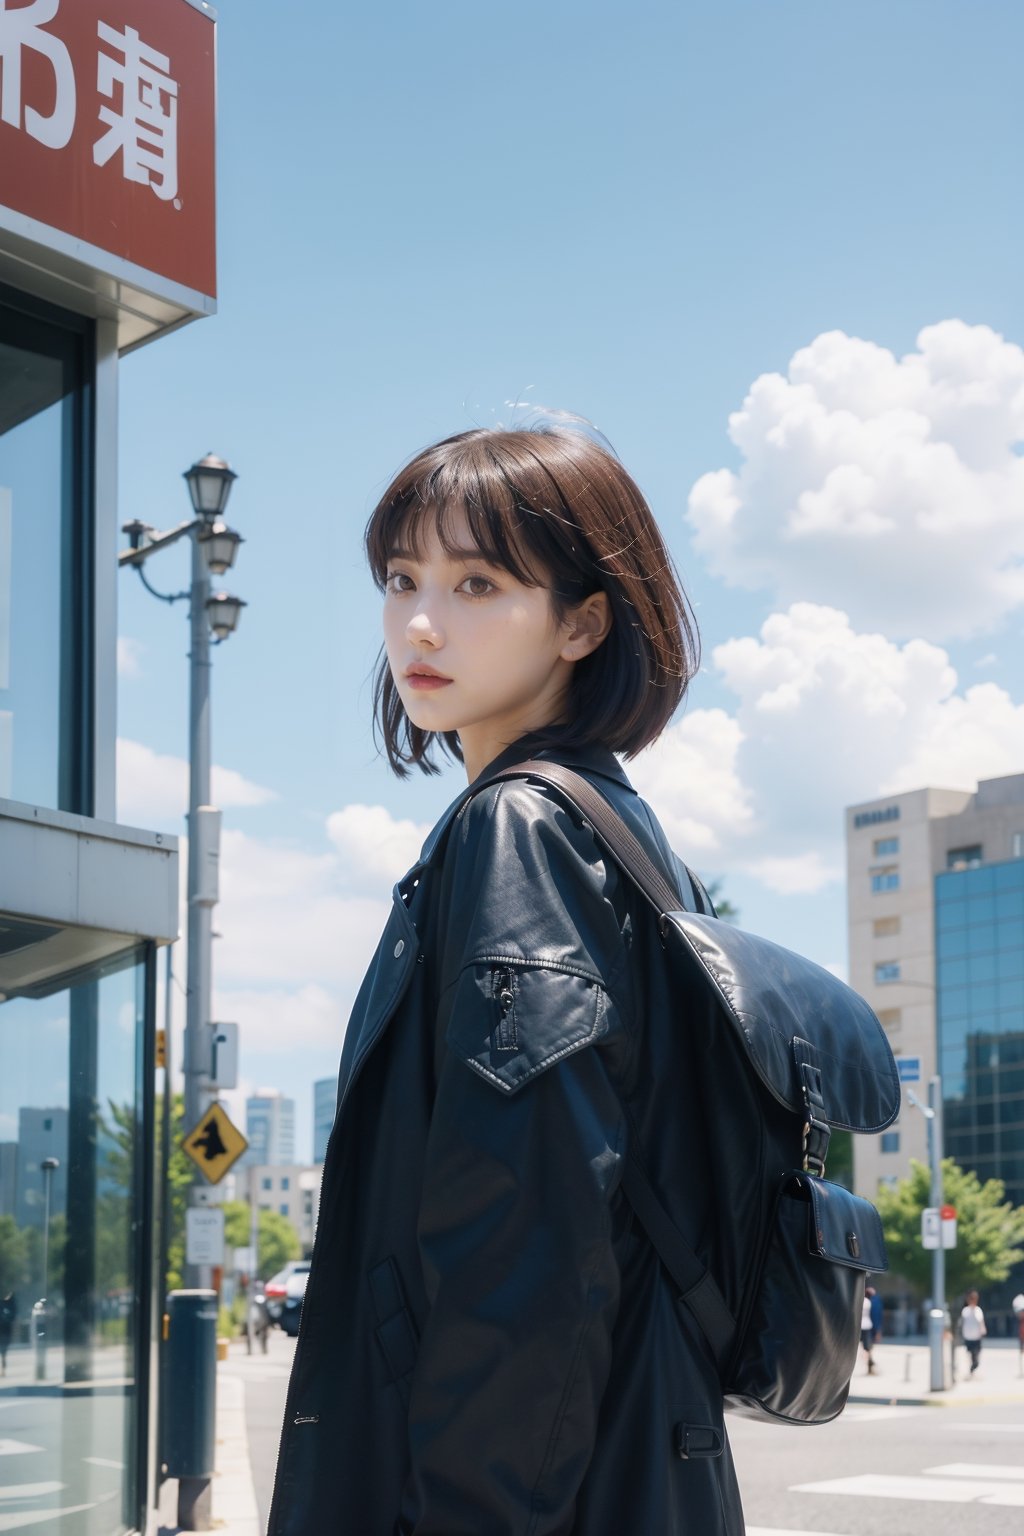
[1,5,217,1529]
[313,1077,337,1164]
[936,858,1024,1209]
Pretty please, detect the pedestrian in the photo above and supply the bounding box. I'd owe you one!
[0,1290,16,1375]
[269,421,746,1534]
[960,1288,987,1374]
[861,1287,879,1374]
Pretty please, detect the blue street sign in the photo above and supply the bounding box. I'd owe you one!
[897,1057,921,1083]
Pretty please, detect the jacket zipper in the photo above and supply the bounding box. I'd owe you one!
[493,965,517,1052]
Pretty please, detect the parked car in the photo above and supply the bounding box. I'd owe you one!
[263,1261,310,1337]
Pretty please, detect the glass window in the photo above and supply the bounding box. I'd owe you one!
[964,865,995,896]
[994,861,1024,890]
[880,1132,900,1154]
[938,985,970,1023]
[871,868,900,893]
[997,946,1024,982]
[938,956,969,988]
[279,1203,289,1218]
[874,962,901,984]
[968,952,998,986]
[966,895,997,926]
[877,1007,901,1029]
[281,1176,290,1191]
[261,1177,272,1191]
[1012,832,1024,859]
[936,898,968,930]
[874,837,899,857]
[0,945,153,1534]
[997,977,1024,1012]
[938,925,971,960]
[0,286,94,813]
[947,844,983,871]
[873,916,901,938]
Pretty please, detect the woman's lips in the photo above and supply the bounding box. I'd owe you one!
[406,673,452,691]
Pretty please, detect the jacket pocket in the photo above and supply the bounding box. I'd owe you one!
[369,1256,419,1406]
[444,959,611,1094]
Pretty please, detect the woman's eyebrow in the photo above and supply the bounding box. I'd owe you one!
[386,544,493,564]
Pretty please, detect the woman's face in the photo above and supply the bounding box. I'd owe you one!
[382,506,604,780]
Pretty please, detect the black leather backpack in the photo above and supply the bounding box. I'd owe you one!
[499,762,901,1426]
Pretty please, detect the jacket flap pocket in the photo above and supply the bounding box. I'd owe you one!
[445,961,609,1094]
[792,1174,888,1273]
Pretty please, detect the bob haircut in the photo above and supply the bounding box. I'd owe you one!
[365,424,699,776]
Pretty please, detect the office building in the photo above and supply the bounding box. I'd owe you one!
[313,1076,337,1164]
[245,1092,296,1167]
[846,773,1024,1207]
[245,1164,324,1255]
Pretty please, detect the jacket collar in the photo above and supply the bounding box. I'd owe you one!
[470,734,634,792]
[410,736,633,880]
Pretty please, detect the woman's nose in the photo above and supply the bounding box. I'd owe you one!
[407,605,443,647]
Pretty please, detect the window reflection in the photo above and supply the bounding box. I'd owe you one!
[0,949,145,1534]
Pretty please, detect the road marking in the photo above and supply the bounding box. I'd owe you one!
[82,1457,123,1470]
[748,1528,852,1535]
[945,1422,1024,1432]
[795,1472,1024,1503]
[926,1462,1024,1480]
[0,1442,42,1457]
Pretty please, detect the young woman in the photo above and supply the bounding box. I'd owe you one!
[269,424,746,1535]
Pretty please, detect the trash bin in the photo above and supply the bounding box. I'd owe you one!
[163,1290,218,1529]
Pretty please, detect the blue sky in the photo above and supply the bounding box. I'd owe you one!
[115,0,1024,1161]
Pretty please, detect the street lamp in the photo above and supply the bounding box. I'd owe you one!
[906,1079,947,1391]
[35,1156,59,1381]
[120,456,246,1287]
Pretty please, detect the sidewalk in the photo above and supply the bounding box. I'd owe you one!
[157,1366,262,1536]
[156,1338,1024,1534]
[847,1335,1024,1407]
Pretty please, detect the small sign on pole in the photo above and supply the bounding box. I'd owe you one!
[186,1207,225,1266]
[921,1206,941,1249]
[897,1057,921,1083]
[940,1204,957,1249]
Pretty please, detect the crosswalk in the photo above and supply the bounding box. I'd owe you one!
[794,1463,1024,1507]
[745,1454,1024,1534]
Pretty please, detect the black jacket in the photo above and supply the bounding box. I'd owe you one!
[268,740,745,1536]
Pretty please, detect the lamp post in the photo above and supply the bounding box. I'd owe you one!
[120,456,246,1286]
[34,1156,59,1381]
[907,1078,946,1390]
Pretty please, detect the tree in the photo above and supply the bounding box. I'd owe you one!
[0,1215,30,1294]
[704,880,738,924]
[156,1091,195,1292]
[220,1200,301,1277]
[875,1158,1024,1300]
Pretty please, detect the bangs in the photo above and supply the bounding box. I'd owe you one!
[365,432,597,599]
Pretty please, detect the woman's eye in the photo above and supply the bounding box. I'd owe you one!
[385,571,415,593]
[458,575,495,598]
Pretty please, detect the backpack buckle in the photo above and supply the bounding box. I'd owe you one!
[794,1040,831,1177]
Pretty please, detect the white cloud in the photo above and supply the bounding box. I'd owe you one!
[117,636,145,680]
[116,737,277,828]
[326,804,430,889]
[210,983,347,1055]
[687,320,1024,639]
[629,707,754,853]
[630,603,1024,895]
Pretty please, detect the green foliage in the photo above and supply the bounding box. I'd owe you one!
[0,1215,30,1293]
[875,1158,1024,1300]
[256,1210,301,1280]
[705,880,738,924]
[826,1130,853,1190]
[156,1091,193,1292]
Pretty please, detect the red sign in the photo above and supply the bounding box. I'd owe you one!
[0,0,215,298]
[940,1204,956,1220]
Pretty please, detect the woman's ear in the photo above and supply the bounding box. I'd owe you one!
[560,591,612,661]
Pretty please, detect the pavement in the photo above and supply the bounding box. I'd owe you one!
[156,1336,1024,1535]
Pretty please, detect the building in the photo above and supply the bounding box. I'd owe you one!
[244,1164,324,1255]
[846,773,1024,1209]
[0,4,216,1532]
[244,1091,296,1167]
[313,1076,337,1163]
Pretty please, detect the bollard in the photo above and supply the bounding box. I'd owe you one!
[928,1307,946,1392]
[163,1290,218,1530]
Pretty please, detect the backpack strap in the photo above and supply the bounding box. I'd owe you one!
[491,761,738,1375]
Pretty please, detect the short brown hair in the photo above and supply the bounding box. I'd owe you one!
[364,425,699,776]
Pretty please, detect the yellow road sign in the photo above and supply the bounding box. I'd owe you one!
[155,1029,167,1070]
[182,1102,248,1184]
